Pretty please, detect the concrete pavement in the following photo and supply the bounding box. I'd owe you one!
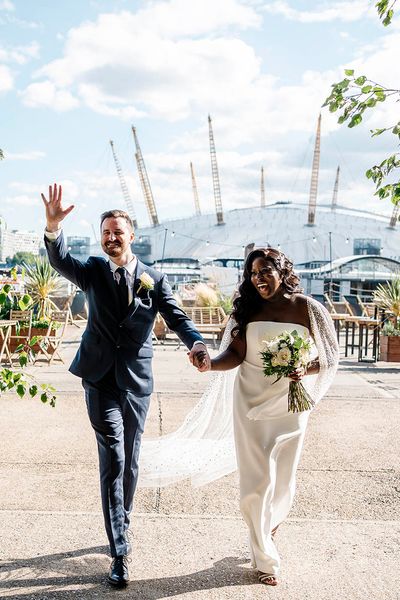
[0,327,399,599]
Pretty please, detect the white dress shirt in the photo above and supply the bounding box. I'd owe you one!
[108,257,137,305]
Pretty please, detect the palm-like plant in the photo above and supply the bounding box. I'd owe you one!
[373,278,400,329]
[194,283,219,307]
[24,257,62,320]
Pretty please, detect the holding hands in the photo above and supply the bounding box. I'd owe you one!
[41,183,75,232]
[188,345,211,372]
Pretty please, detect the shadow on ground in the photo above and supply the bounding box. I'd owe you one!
[0,549,256,599]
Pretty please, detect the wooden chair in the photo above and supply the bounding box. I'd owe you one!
[356,295,376,318]
[35,310,69,364]
[183,306,227,347]
[9,309,33,361]
[152,313,169,344]
[324,294,349,316]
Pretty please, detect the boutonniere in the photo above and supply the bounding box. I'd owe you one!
[137,272,154,295]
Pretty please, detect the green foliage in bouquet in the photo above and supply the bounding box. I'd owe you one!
[260,330,315,413]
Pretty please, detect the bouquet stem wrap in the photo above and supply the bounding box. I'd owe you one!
[288,380,315,413]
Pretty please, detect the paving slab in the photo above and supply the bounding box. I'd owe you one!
[0,512,399,600]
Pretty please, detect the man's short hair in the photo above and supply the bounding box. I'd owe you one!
[100,209,134,231]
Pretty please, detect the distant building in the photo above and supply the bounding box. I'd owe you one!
[0,217,42,264]
[297,255,400,301]
[133,203,400,298]
[67,236,91,261]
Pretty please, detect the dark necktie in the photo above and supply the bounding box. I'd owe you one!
[116,267,129,314]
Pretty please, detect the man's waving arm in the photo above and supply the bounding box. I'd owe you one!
[41,183,89,291]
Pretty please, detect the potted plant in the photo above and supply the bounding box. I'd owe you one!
[23,256,62,320]
[373,278,400,362]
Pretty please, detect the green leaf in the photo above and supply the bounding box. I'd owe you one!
[29,336,39,346]
[2,284,11,293]
[16,384,26,398]
[18,353,28,368]
[354,75,367,86]
[29,385,38,397]
[344,69,354,76]
[371,127,386,137]
[349,113,363,128]
[18,294,32,310]
[0,292,7,305]
[361,85,373,93]
[40,393,48,403]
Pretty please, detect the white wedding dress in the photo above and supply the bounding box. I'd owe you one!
[234,321,312,575]
[139,299,339,576]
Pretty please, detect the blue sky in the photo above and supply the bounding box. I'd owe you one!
[0,0,398,240]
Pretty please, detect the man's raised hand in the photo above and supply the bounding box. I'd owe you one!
[41,183,74,232]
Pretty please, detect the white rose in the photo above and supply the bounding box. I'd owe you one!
[277,347,292,365]
[271,356,280,367]
[268,341,280,354]
[298,347,310,364]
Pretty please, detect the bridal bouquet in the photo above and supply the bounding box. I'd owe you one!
[260,330,315,413]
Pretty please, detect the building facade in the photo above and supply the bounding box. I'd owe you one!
[0,218,42,264]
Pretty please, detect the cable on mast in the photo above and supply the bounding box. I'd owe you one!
[208,115,224,225]
[131,126,159,227]
[190,162,201,216]
[307,114,321,226]
[109,140,138,229]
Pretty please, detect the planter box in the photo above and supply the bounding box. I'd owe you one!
[9,326,56,354]
[379,335,400,362]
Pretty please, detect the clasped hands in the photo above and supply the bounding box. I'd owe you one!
[188,345,211,372]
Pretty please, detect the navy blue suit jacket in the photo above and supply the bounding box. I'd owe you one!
[45,233,204,395]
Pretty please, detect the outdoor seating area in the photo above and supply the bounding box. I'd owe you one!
[1,282,398,366]
[324,293,384,362]
[0,307,71,366]
[152,305,228,348]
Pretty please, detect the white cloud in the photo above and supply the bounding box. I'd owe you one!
[263,0,374,23]
[335,24,400,128]
[0,64,13,92]
[0,41,40,65]
[21,81,79,111]
[8,182,43,192]
[5,194,37,206]
[0,1,14,11]
[21,0,261,120]
[6,150,46,160]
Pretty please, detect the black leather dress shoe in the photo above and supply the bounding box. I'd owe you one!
[108,555,130,587]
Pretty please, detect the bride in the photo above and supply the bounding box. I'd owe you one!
[139,247,339,587]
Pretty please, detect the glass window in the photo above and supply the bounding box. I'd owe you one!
[353,239,381,255]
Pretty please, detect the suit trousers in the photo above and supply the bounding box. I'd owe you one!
[83,374,150,557]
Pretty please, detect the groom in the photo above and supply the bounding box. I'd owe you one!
[41,183,210,587]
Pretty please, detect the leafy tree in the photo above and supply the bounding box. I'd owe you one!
[8,251,37,266]
[323,1,399,208]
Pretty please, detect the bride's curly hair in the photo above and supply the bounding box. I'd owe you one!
[231,247,302,337]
